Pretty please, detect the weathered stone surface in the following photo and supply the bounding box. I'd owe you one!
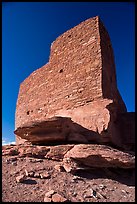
[14,110,113,146]
[45,144,74,161]
[52,193,68,202]
[43,196,52,202]
[2,144,135,170]
[54,164,65,172]
[2,146,19,156]
[40,172,50,179]
[45,190,55,198]
[15,117,70,144]
[2,144,73,161]
[24,169,35,177]
[63,144,135,170]
[18,145,50,158]
[44,191,67,202]
[34,172,40,178]
[16,175,26,183]
[14,15,133,150]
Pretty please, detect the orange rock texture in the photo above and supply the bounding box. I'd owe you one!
[15,16,134,150]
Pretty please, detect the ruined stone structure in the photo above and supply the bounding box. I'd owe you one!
[14,16,134,150]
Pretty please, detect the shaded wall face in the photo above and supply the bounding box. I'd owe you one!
[15,17,104,129]
[99,20,117,99]
[117,112,135,151]
[99,19,127,113]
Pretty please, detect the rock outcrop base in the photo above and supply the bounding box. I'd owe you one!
[2,143,135,202]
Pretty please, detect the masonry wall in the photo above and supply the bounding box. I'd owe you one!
[15,16,103,129]
[15,16,126,135]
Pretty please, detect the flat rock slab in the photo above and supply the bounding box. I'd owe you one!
[14,117,71,144]
[63,144,135,170]
[2,144,134,170]
[14,116,101,145]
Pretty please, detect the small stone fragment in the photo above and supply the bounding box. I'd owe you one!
[99,184,106,190]
[40,172,50,179]
[24,169,29,176]
[5,159,10,164]
[52,193,68,202]
[72,192,77,196]
[16,175,26,183]
[34,172,40,178]
[44,196,52,202]
[63,163,72,173]
[29,171,35,177]
[11,161,17,166]
[121,189,127,194]
[96,191,105,199]
[54,164,65,172]
[45,190,55,198]
[90,188,97,198]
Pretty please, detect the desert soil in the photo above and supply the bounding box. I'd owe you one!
[2,147,135,202]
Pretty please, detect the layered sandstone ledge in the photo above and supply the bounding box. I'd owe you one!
[2,144,135,170]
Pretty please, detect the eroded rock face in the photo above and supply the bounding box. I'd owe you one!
[14,16,134,150]
[14,115,109,145]
[63,144,135,171]
[2,144,135,170]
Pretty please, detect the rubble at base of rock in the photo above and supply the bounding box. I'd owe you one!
[2,143,135,202]
[2,143,135,170]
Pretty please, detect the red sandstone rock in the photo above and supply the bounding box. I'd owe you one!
[45,190,55,198]
[18,145,50,158]
[16,175,26,183]
[54,164,65,172]
[44,196,52,202]
[2,147,19,156]
[40,172,50,179]
[34,172,40,178]
[14,16,132,150]
[63,144,135,170]
[63,158,79,173]
[45,144,74,161]
[52,193,68,202]
[3,144,135,170]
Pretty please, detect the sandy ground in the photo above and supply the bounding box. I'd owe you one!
[2,153,135,202]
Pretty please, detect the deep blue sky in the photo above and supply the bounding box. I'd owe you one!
[2,2,135,144]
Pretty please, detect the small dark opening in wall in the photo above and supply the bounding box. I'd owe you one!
[108,44,111,48]
[59,69,63,73]
[27,111,30,115]
[68,35,71,38]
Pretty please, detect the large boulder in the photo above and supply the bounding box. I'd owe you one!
[63,144,135,172]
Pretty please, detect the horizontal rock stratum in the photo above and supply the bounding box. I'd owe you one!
[14,16,135,150]
[2,144,135,169]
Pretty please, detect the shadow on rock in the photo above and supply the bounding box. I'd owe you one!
[73,168,135,186]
